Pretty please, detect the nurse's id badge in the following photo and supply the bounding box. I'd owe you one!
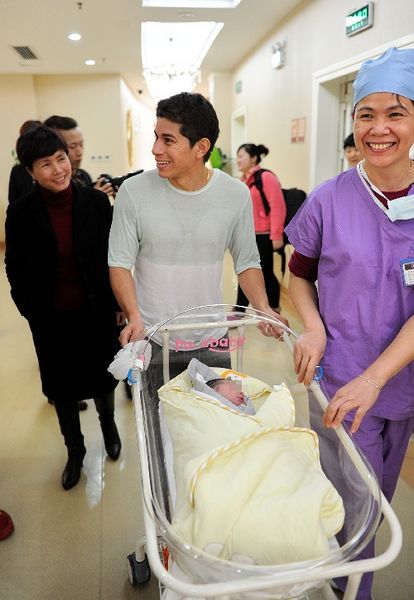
[400,258,414,286]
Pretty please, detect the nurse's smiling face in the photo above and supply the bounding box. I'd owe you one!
[353,92,414,175]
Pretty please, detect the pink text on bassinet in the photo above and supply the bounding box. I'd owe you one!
[174,336,245,353]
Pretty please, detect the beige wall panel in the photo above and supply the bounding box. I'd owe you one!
[0,75,37,241]
[34,74,126,182]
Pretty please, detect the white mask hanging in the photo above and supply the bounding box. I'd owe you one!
[357,162,414,222]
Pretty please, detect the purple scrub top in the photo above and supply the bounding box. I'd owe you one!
[286,168,414,420]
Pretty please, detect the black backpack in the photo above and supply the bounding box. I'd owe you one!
[248,168,307,241]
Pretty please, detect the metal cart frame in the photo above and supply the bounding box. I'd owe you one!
[127,306,402,600]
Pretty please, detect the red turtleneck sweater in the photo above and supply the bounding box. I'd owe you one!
[41,184,88,310]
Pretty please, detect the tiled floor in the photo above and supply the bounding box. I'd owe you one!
[0,247,413,599]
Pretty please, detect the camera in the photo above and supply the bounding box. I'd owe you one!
[98,169,143,189]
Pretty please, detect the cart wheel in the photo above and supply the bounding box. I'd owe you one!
[126,552,151,586]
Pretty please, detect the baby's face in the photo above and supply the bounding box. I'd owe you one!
[217,380,245,406]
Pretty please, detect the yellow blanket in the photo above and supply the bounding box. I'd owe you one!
[159,368,344,565]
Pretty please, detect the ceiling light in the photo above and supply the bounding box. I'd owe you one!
[143,66,201,100]
[142,21,223,70]
[141,21,222,99]
[84,59,96,66]
[142,0,241,7]
[68,33,82,41]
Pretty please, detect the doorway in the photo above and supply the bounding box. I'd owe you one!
[231,106,247,177]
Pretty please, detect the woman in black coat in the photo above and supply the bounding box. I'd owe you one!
[5,125,122,491]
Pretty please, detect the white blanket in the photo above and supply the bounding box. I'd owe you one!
[158,367,344,565]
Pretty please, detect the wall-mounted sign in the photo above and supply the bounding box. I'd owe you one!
[235,80,242,94]
[126,109,134,168]
[346,2,374,37]
[291,117,305,143]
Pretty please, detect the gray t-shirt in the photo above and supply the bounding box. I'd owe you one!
[108,168,260,344]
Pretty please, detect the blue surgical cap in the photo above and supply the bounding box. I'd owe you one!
[353,47,414,109]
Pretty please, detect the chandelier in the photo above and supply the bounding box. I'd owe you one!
[143,65,201,100]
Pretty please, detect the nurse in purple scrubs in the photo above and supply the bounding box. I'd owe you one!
[286,47,414,600]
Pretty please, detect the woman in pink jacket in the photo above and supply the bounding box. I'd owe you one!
[236,143,286,310]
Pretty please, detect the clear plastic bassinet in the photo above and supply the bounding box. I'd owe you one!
[127,305,402,600]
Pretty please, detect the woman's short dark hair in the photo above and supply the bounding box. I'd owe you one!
[19,120,42,136]
[16,125,68,170]
[156,92,219,162]
[237,143,269,164]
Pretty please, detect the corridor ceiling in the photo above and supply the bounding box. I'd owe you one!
[0,0,304,106]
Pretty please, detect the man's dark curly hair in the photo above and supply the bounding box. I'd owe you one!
[156,92,219,162]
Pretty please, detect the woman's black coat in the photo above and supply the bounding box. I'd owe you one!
[5,182,119,400]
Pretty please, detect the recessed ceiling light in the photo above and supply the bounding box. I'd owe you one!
[84,59,96,66]
[143,1,241,7]
[141,21,223,69]
[68,33,82,41]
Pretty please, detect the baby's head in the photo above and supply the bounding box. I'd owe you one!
[206,378,246,406]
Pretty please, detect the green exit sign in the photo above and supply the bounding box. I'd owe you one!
[346,2,374,37]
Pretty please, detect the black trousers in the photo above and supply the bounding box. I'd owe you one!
[53,391,115,450]
[236,234,280,309]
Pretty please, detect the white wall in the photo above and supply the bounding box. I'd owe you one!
[208,72,232,161]
[0,75,38,241]
[230,0,414,192]
[119,79,156,173]
[35,74,132,180]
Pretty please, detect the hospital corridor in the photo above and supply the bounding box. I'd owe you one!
[1,247,413,600]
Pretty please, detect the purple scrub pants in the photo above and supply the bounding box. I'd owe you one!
[335,413,414,599]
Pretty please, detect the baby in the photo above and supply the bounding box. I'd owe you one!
[187,358,256,415]
[206,377,255,415]
[207,378,246,407]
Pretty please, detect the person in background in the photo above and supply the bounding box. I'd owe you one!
[8,120,41,203]
[44,115,114,197]
[286,47,414,600]
[343,132,362,168]
[5,125,122,491]
[235,143,286,312]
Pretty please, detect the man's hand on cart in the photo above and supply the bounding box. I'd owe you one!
[119,313,146,347]
[293,328,326,385]
[323,374,381,433]
[257,307,289,338]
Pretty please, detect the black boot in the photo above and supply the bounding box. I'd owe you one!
[62,446,86,490]
[53,400,86,490]
[94,392,121,460]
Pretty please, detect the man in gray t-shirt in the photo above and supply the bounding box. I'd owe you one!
[108,93,285,383]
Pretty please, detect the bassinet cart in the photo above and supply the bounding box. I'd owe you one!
[126,305,402,600]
